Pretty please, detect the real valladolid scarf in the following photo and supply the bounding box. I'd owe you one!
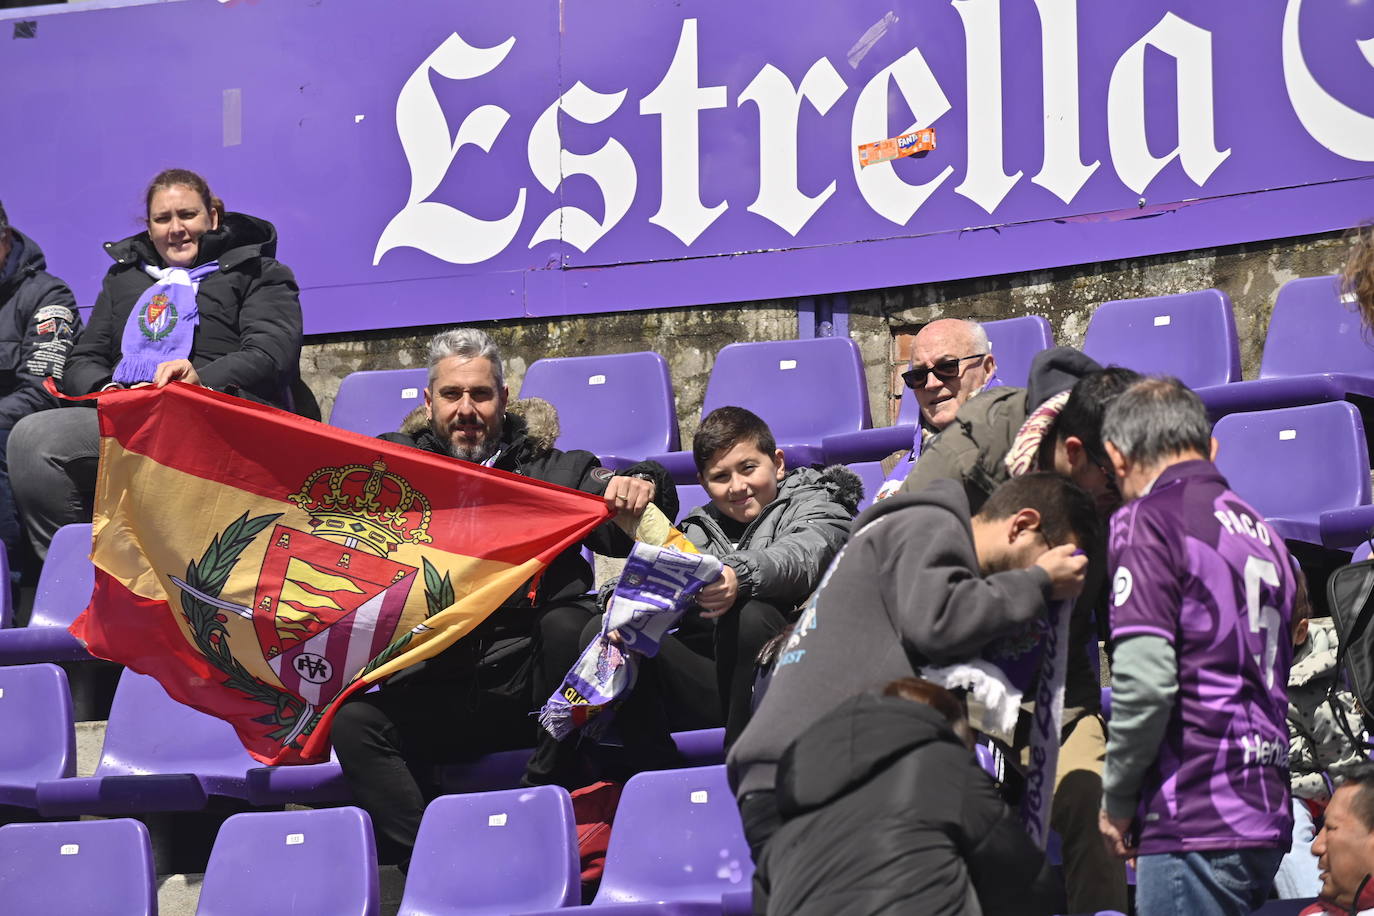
[112,261,218,385]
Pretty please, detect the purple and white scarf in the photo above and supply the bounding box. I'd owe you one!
[112,261,217,385]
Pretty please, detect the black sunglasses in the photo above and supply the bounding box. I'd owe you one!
[902,353,988,390]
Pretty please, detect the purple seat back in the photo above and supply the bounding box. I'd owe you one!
[1260,275,1374,379]
[894,315,1048,425]
[399,785,579,916]
[0,818,155,916]
[594,765,753,904]
[197,807,380,916]
[96,669,257,781]
[848,461,886,512]
[518,351,679,459]
[29,523,94,629]
[1082,289,1241,388]
[675,482,710,523]
[702,338,870,444]
[329,368,429,437]
[0,664,75,799]
[1213,402,1370,523]
[0,543,10,628]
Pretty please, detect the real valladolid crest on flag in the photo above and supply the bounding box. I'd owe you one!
[63,381,611,766]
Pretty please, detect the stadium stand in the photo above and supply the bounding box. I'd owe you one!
[197,807,380,916]
[1082,289,1242,388]
[1199,275,1374,422]
[820,314,1054,464]
[1213,401,1370,547]
[0,817,157,916]
[399,786,579,915]
[0,522,93,664]
[328,368,429,437]
[35,667,257,817]
[0,663,75,812]
[518,352,680,469]
[648,337,870,482]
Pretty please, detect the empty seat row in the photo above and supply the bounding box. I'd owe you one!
[0,765,751,916]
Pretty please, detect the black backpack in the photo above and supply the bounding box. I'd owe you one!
[1323,559,1374,751]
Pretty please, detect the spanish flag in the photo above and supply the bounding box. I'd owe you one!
[68,383,611,766]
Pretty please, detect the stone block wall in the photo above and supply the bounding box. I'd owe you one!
[300,229,1354,439]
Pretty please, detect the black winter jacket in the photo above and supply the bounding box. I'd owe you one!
[0,230,80,428]
[64,213,302,407]
[765,693,1056,916]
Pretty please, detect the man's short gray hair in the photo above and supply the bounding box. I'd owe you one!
[427,328,505,390]
[965,319,991,355]
[1101,376,1211,466]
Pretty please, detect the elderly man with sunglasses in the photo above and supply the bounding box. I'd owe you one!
[905,318,999,431]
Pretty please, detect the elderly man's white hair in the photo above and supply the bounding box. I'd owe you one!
[426,328,505,389]
[963,319,992,354]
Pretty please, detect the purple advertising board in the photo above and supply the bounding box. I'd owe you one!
[4,0,1374,334]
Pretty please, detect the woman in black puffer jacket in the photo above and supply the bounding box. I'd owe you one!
[9,168,303,560]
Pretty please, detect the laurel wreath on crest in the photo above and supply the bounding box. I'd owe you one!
[179,510,457,747]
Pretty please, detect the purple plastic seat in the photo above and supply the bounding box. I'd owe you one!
[35,668,257,816]
[0,817,155,916]
[0,663,75,809]
[400,786,579,916]
[821,315,1050,464]
[0,523,94,664]
[848,461,886,512]
[329,368,429,437]
[1213,402,1370,546]
[674,482,710,524]
[197,807,380,916]
[519,352,679,470]
[649,338,870,483]
[0,543,11,629]
[1082,289,1241,388]
[1199,275,1374,420]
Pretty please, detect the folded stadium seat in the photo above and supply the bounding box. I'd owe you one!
[1198,275,1374,423]
[328,368,429,437]
[35,668,258,816]
[847,461,886,512]
[197,807,380,916]
[518,352,679,471]
[1081,289,1241,388]
[399,786,579,916]
[0,663,75,811]
[674,483,709,524]
[518,764,753,914]
[821,315,1053,465]
[247,728,725,807]
[1213,402,1370,547]
[0,818,155,916]
[0,523,95,665]
[647,338,871,484]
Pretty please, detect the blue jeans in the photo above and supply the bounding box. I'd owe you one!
[1136,846,1285,916]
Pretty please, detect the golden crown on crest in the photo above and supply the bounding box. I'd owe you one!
[289,459,433,556]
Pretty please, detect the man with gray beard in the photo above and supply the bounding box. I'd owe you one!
[332,327,676,868]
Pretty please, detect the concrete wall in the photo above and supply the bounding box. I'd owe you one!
[301,229,1353,439]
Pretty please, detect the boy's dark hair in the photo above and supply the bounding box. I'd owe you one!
[693,406,777,473]
[1101,376,1211,467]
[883,677,974,749]
[1338,763,1374,831]
[1038,367,1144,469]
[977,471,1098,550]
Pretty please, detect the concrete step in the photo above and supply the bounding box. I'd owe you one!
[75,719,103,777]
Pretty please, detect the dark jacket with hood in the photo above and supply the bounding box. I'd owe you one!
[64,212,302,407]
[0,230,80,428]
[763,693,1055,916]
[728,479,1054,798]
[378,403,676,684]
[899,346,1105,720]
[677,464,862,608]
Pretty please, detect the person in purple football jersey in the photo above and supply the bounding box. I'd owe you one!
[1097,377,1297,916]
